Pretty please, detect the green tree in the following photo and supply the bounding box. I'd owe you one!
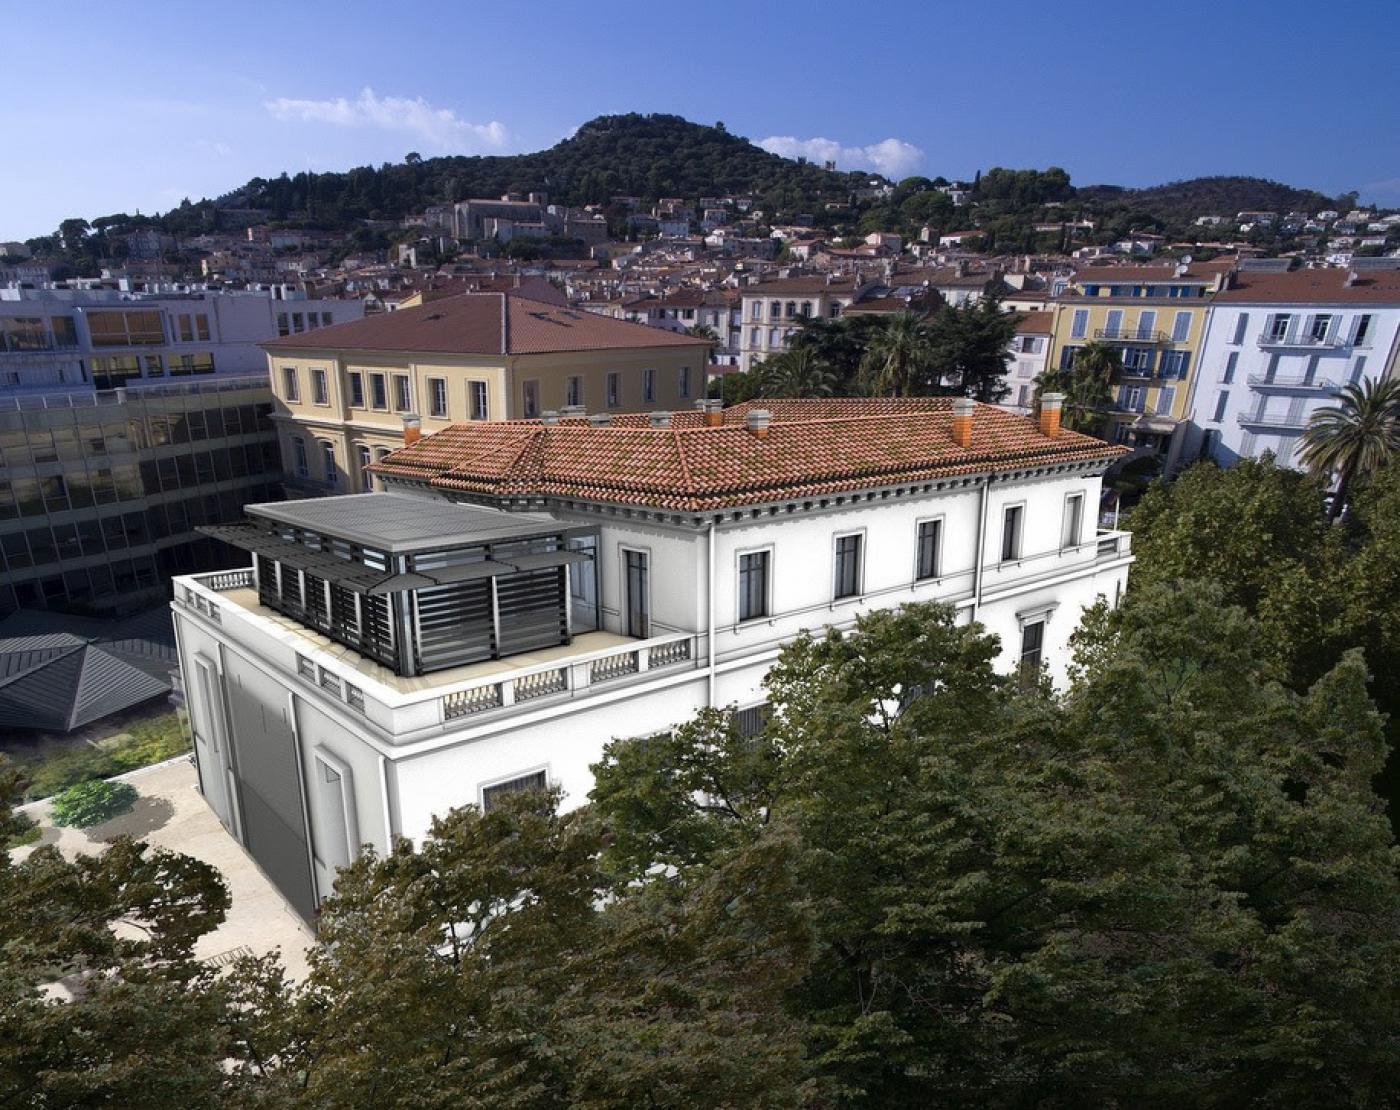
[924,297,1018,402]
[1034,339,1123,434]
[1299,377,1400,520]
[859,309,934,396]
[754,348,838,398]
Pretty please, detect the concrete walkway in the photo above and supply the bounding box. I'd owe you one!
[12,758,315,981]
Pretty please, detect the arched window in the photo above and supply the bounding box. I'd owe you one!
[800,301,812,318]
[785,301,797,318]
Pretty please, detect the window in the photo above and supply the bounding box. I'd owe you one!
[642,367,655,402]
[1266,313,1291,341]
[392,374,411,412]
[916,519,942,580]
[1157,385,1177,414]
[1061,493,1083,549]
[800,301,812,318]
[1001,505,1023,562]
[678,366,691,398]
[429,377,448,418]
[1212,390,1230,423]
[833,533,863,599]
[178,314,194,343]
[1122,347,1152,372]
[770,301,781,320]
[297,654,316,680]
[277,312,290,337]
[750,301,762,321]
[1136,310,1156,339]
[320,441,337,487]
[733,704,771,736]
[1160,350,1190,379]
[566,376,582,407]
[607,372,620,408]
[1353,314,1374,347]
[522,380,539,418]
[624,549,649,638]
[369,373,388,410]
[347,371,365,408]
[738,550,770,621]
[196,314,210,341]
[482,770,548,812]
[1232,312,1250,344]
[312,368,328,405]
[1308,314,1332,342]
[291,313,305,334]
[1019,620,1044,683]
[750,327,760,346]
[1171,310,1191,342]
[1070,309,1088,338]
[281,366,299,402]
[785,301,797,318]
[469,380,489,420]
[1223,352,1238,383]
[292,437,309,479]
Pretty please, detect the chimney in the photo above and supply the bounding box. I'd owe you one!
[402,413,422,446]
[951,398,976,448]
[703,398,724,427]
[745,408,772,439]
[1039,392,1064,439]
[587,412,612,427]
[649,410,672,428]
[560,404,586,418]
[541,410,560,425]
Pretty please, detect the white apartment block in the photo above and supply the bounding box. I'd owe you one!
[1002,310,1053,413]
[1182,262,1400,468]
[172,397,1132,920]
[737,277,871,370]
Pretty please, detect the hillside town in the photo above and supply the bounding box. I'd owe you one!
[3,5,1399,1104]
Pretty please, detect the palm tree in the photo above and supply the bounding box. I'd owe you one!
[859,310,934,397]
[684,323,719,344]
[1299,378,1400,520]
[1033,341,1122,435]
[755,348,838,398]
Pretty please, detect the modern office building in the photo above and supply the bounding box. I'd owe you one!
[172,396,1133,919]
[0,377,282,616]
[0,287,363,393]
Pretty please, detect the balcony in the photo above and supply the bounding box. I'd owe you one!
[1094,327,1175,344]
[179,568,701,730]
[1255,331,1346,350]
[1236,410,1309,430]
[1246,374,1338,393]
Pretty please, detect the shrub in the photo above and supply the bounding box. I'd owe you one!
[5,812,41,848]
[50,780,138,828]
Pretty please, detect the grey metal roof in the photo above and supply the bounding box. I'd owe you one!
[243,493,574,555]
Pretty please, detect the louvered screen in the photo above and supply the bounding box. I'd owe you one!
[495,568,567,656]
[276,562,302,614]
[330,583,359,637]
[304,573,330,630]
[414,579,495,672]
[356,593,396,667]
[256,554,279,607]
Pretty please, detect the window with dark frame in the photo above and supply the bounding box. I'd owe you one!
[916,519,942,580]
[482,770,548,812]
[833,534,862,599]
[1001,505,1023,562]
[348,371,365,408]
[1019,620,1045,684]
[370,373,388,410]
[429,377,448,418]
[738,550,769,620]
[469,380,489,420]
[282,366,299,402]
[393,374,412,413]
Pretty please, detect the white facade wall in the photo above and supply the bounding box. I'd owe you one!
[1001,334,1050,413]
[1182,301,1400,467]
[172,463,1130,912]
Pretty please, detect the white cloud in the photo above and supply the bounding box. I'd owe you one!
[757,134,924,179]
[265,87,508,154]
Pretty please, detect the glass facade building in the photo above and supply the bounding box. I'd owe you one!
[0,376,282,615]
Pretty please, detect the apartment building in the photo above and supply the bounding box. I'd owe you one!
[1048,262,1230,466]
[0,288,362,393]
[1181,262,1400,468]
[1002,310,1054,413]
[172,396,1132,919]
[262,293,712,495]
[0,376,281,616]
[737,276,873,370]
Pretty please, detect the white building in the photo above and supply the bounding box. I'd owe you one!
[1181,262,1400,467]
[1001,309,1054,413]
[737,276,872,370]
[172,397,1132,919]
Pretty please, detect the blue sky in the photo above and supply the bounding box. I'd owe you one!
[4,0,1397,241]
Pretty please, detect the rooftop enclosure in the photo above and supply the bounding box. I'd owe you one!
[201,494,596,678]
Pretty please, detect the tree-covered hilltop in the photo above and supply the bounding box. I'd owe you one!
[1078,175,1345,221]
[233,113,869,229]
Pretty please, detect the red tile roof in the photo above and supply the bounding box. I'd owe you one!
[1015,310,1055,333]
[262,293,711,357]
[1214,266,1400,304]
[368,398,1124,513]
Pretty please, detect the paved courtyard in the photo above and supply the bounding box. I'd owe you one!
[12,757,315,981]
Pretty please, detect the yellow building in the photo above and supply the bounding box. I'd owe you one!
[1048,262,1230,459]
[262,292,711,493]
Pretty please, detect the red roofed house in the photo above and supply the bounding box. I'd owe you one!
[173,397,1132,920]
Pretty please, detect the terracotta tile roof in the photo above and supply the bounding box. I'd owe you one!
[263,293,711,356]
[1015,310,1055,333]
[369,398,1125,513]
[1214,267,1400,304]
[1073,261,1232,284]
[739,276,865,296]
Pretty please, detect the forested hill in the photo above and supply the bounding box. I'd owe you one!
[1077,176,1343,219]
[234,114,867,228]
